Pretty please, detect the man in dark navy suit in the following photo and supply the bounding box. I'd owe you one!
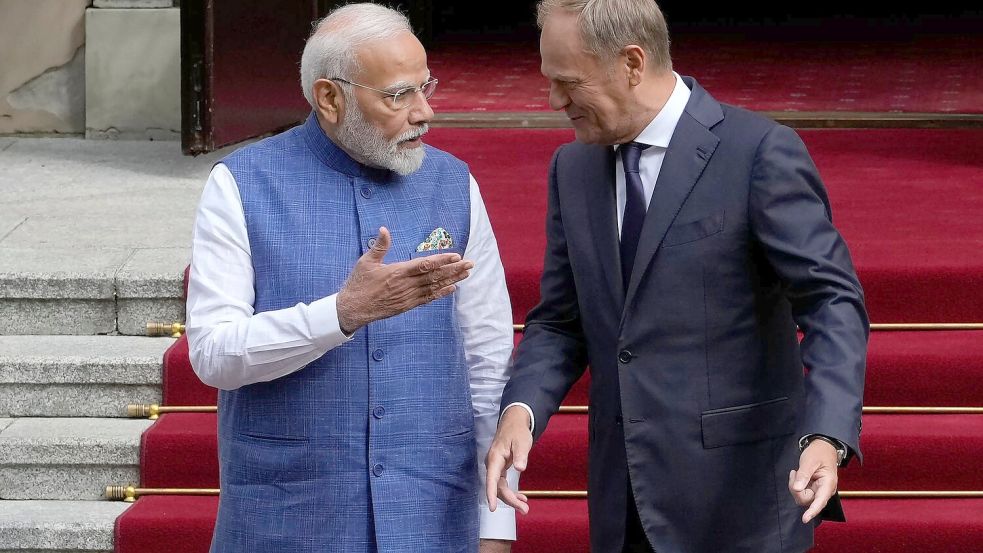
[485,1,868,551]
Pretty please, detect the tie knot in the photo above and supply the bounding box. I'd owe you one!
[620,141,650,174]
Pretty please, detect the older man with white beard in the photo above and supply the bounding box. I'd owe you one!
[185,4,517,552]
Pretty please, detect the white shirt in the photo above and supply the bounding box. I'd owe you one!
[615,72,691,234]
[186,162,518,539]
[505,72,691,434]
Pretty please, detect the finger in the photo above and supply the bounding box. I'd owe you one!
[497,477,530,515]
[485,450,507,511]
[415,284,458,306]
[365,227,392,262]
[792,461,820,492]
[410,252,463,274]
[408,264,473,294]
[414,259,475,285]
[788,470,815,506]
[802,479,836,523]
[429,272,472,296]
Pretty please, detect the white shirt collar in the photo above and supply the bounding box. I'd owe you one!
[616,72,691,151]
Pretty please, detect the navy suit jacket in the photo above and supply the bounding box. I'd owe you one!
[502,78,869,553]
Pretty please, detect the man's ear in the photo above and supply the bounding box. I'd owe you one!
[623,45,646,87]
[313,78,344,124]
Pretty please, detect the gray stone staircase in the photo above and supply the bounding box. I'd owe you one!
[0,136,225,552]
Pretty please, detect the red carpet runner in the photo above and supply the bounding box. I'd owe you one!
[117,496,983,553]
[424,128,983,324]
[427,36,983,114]
[117,125,983,551]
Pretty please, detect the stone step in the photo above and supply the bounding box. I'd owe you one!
[0,247,188,336]
[0,137,226,337]
[0,499,128,553]
[0,336,172,418]
[0,418,153,500]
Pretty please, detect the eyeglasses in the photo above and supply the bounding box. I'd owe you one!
[329,77,438,110]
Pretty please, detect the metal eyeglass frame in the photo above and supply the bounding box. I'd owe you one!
[329,77,438,110]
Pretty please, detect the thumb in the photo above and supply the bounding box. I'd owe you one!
[365,227,391,262]
[793,465,815,491]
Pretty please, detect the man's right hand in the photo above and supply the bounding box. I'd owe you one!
[485,406,533,515]
[336,227,473,334]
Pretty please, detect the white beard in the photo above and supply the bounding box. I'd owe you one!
[335,95,429,176]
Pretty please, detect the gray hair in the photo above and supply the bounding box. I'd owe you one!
[537,0,672,72]
[300,3,413,107]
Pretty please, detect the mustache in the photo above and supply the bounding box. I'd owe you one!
[396,124,429,144]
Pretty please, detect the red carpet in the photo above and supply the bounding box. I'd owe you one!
[427,36,983,114]
[159,328,983,410]
[114,496,218,553]
[161,336,215,406]
[424,128,983,324]
[512,499,983,553]
[521,414,983,492]
[129,411,983,493]
[118,105,983,549]
[139,413,217,489]
[114,496,983,553]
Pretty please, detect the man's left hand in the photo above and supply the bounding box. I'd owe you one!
[479,539,512,553]
[788,439,839,523]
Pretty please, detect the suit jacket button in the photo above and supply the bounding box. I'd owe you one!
[618,350,633,364]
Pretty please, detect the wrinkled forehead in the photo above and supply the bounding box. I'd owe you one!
[353,31,430,88]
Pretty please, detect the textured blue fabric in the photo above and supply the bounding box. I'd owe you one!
[211,113,477,553]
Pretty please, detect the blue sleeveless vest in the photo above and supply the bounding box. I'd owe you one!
[210,113,477,553]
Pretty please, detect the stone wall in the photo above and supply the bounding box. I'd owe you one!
[0,0,179,139]
[0,0,91,134]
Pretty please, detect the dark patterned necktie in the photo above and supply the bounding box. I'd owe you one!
[620,141,651,291]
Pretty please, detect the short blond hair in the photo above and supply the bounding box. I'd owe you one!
[537,0,671,72]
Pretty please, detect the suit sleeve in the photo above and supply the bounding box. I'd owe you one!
[748,124,869,463]
[500,147,590,441]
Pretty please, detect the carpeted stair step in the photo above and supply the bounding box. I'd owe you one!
[113,496,217,553]
[135,412,983,492]
[0,247,189,336]
[424,128,983,324]
[521,413,983,492]
[0,418,153,500]
[159,329,983,409]
[0,499,129,553]
[863,330,983,406]
[0,336,172,418]
[507,498,983,553]
[138,413,217,489]
[111,495,983,553]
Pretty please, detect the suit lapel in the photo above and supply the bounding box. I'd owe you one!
[623,111,720,310]
[581,145,625,308]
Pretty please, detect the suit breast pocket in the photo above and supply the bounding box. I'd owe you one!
[663,211,725,248]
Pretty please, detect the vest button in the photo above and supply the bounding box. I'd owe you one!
[372,463,385,477]
[360,187,372,199]
[618,350,633,364]
[372,348,385,361]
[373,406,386,419]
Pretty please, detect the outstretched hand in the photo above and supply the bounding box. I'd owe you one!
[485,407,534,515]
[337,227,473,333]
